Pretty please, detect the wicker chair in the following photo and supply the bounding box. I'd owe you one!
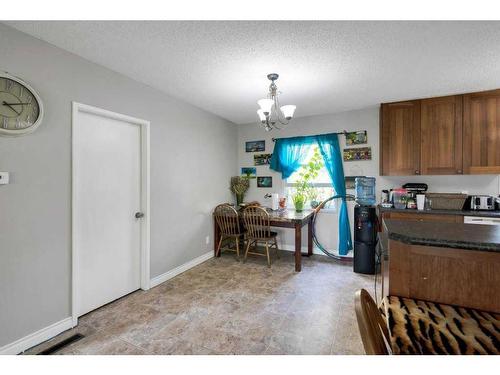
[213,204,243,259]
[242,206,279,267]
[354,289,391,355]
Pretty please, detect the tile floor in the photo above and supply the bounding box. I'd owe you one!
[26,251,376,355]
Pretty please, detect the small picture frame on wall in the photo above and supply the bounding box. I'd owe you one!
[345,130,368,146]
[343,147,372,161]
[241,167,257,179]
[245,140,265,152]
[254,153,272,166]
[257,176,272,188]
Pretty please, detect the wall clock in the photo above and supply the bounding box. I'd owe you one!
[0,72,44,137]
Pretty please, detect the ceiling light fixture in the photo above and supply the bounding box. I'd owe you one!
[256,73,296,131]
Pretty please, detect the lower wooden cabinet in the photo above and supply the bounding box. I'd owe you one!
[386,240,500,313]
[381,211,462,223]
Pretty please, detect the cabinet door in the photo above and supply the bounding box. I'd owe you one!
[380,101,421,176]
[463,89,500,174]
[421,96,463,175]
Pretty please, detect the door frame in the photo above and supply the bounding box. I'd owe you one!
[71,102,150,326]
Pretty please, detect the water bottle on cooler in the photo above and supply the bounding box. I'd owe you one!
[355,177,376,206]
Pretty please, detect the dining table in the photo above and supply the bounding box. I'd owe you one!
[213,208,315,272]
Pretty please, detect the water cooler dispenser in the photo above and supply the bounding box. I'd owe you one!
[353,177,377,275]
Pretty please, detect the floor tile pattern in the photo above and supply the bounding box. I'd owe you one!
[26,251,375,355]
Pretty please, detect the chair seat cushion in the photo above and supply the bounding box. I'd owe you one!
[381,295,500,355]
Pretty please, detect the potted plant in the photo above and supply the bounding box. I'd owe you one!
[291,147,324,212]
[230,176,250,206]
[309,188,320,209]
[292,190,307,212]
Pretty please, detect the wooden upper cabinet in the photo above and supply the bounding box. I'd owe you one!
[380,101,421,176]
[463,89,500,174]
[420,95,463,175]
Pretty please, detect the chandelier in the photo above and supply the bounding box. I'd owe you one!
[256,73,296,131]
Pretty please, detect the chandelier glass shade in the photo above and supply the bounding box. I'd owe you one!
[256,73,296,131]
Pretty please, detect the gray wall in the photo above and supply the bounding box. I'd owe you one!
[237,108,500,251]
[0,24,237,347]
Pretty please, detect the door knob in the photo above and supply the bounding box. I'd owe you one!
[135,212,144,219]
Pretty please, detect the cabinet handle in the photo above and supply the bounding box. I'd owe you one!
[457,169,463,174]
[415,170,420,175]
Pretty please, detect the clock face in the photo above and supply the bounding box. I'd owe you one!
[0,74,43,136]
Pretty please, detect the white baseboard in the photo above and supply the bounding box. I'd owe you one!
[279,243,326,256]
[279,244,353,258]
[150,250,214,288]
[0,317,73,355]
[0,252,214,355]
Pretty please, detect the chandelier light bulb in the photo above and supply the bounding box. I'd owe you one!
[257,98,274,115]
[257,109,266,123]
[280,105,296,120]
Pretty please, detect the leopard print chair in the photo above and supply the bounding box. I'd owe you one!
[381,295,500,355]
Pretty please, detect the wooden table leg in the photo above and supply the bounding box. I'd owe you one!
[214,218,221,257]
[295,223,302,272]
[307,219,313,256]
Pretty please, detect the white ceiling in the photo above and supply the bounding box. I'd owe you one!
[5,21,500,124]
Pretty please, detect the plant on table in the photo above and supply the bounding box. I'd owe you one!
[230,176,250,206]
[291,146,324,212]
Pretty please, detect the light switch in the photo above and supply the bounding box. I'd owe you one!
[0,172,10,185]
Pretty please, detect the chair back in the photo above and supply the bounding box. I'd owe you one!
[354,289,391,355]
[213,204,241,236]
[243,206,271,239]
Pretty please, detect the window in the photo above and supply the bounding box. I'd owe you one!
[284,144,336,210]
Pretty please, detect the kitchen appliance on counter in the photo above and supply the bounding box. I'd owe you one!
[467,195,495,211]
[402,183,428,199]
[385,183,429,209]
[392,189,408,209]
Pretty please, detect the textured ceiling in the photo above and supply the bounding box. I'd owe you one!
[5,21,500,124]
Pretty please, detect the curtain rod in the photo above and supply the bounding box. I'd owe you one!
[271,130,348,142]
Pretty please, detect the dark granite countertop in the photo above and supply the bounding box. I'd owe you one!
[383,219,500,253]
[379,206,500,218]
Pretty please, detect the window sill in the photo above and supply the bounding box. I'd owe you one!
[285,208,338,214]
[316,208,338,214]
[283,206,338,214]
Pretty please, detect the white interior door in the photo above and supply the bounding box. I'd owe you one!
[73,105,145,317]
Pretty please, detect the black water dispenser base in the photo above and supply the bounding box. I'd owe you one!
[353,205,377,275]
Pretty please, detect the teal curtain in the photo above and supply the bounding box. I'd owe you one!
[270,132,352,255]
[269,136,316,179]
[316,134,352,255]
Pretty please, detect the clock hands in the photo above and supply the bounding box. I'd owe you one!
[2,101,21,116]
[3,102,32,105]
